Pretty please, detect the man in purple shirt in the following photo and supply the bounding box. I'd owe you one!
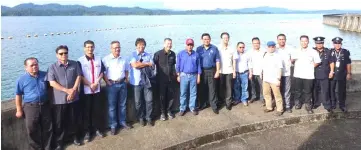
[176,38,201,116]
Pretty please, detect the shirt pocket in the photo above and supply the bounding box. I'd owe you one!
[168,56,175,66]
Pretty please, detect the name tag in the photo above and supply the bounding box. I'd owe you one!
[336,61,340,68]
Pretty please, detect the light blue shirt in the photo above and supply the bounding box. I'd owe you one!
[129,51,154,85]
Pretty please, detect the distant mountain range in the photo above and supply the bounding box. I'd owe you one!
[2,3,361,16]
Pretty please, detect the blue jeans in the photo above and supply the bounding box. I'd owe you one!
[133,84,153,121]
[233,72,249,103]
[107,82,127,129]
[179,73,197,112]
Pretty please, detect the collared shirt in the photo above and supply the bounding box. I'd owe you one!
[314,48,334,79]
[46,60,82,104]
[233,50,252,73]
[176,50,201,74]
[250,48,267,75]
[129,51,154,86]
[153,49,176,82]
[330,48,352,80]
[78,55,104,94]
[102,54,128,81]
[15,71,48,103]
[292,47,321,79]
[218,44,235,74]
[196,44,220,68]
[276,45,293,77]
[262,52,283,84]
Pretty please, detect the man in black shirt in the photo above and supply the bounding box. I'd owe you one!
[153,38,177,121]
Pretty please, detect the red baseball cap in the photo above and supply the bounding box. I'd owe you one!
[185,38,194,45]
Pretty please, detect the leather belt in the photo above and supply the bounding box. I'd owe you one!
[237,70,249,74]
[109,78,125,84]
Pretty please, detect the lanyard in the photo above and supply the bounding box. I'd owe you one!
[335,49,342,61]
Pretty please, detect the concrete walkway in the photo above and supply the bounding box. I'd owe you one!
[66,92,361,150]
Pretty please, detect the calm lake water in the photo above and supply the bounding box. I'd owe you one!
[1,14,361,100]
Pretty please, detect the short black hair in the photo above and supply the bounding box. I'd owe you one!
[24,57,38,66]
[300,35,309,40]
[55,45,68,53]
[277,34,286,39]
[164,38,172,42]
[237,42,245,46]
[84,40,95,47]
[201,33,211,39]
[110,40,120,45]
[220,32,230,38]
[135,38,146,46]
[252,37,260,42]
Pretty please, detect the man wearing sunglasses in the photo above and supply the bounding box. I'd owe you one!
[46,45,83,149]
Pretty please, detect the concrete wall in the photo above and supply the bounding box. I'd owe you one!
[323,14,361,33]
[323,14,342,27]
[2,60,361,149]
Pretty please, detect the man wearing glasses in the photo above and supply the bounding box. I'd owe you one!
[46,45,83,149]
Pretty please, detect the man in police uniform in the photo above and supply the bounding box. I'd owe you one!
[312,36,334,113]
[330,37,352,112]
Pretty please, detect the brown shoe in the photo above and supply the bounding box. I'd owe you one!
[264,109,273,113]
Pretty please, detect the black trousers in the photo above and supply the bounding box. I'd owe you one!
[251,75,263,101]
[159,81,175,115]
[220,73,233,106]
[83,93,101,133]
[198,68,218,110]
[294,78,313,109]
[23,102,53,150]
[313,79,331,110]
[53,101,82,146]
[330,80,347,109]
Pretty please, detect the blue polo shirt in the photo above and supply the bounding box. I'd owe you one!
[196,44,220,68]
[176,50,202,74]
[15,71,48,103]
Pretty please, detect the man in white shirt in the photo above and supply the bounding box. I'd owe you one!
[262,41,284,116]
[232,42,252,106]
[276,34,293,113]
[218,32,235,110]
[249,37,266,105]
[102,41,132,135]
[292,35,321,114]
[78,40,105,142]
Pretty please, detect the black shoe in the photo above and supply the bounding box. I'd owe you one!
[340,107,347,113]
[160,114,167,121]
[84,132,90,142]
[168,113,175,119]
[139,120,146,126]
[232,101,240,105]
[295,105,301,109]
[226,105,232,110]
[110,128,117,135]
[55,145,63,150]
[191,110,199,115]
[286,108,292,113]
[306,109,314,114]
[213,109,219,114]
[121,123,133,129]
[73,138,81,146]
[179,111,186,116]
[147,120,154,126]
[96,130,104,138]
[327,109,334,113]
[312,105,320,109]
[331,106,336,110]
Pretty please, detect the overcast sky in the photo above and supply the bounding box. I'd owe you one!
[2,0,360,10]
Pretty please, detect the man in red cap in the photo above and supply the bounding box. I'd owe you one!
[176,38,201,116]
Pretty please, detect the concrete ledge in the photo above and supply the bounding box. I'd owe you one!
[164,111,361,150]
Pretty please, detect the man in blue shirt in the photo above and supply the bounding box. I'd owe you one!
[15,57,52,150]
[196,33,220,114]
[129,38,155,126]
[176,38,201,116]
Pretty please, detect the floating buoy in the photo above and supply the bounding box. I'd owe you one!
[109,28,111,30]
[27,35,31,38]
[8,36,13,39]
[51,33,54,36]
[1,37,4,39]
[44,34,47,36]
[68,32,71,34]
[57,33,60,35]
[34,34,38,37]
[87,30,90,32]
[73,31,76,33]
[63,32,66,34]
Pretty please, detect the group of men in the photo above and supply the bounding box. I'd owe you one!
[15,32,352,150]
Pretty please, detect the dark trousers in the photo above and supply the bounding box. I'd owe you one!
[133,85,153,121]
[83,93,101,133]
[53,101,82,146]
[198,68,218,110]
[294,78,313,109]
[313,79,331,110]
[159,81,175,115]
[251,75,263,101]
[23,102,53,150]
[330,80,347,109]
[220,73,233,106]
